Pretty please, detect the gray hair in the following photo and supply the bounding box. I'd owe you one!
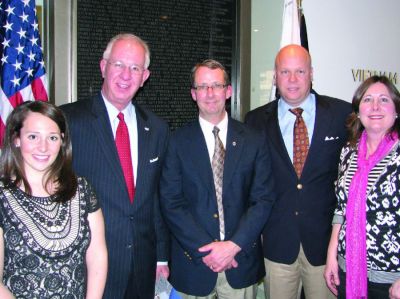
[102,33,151,69]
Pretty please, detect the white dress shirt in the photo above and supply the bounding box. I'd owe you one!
[102,94,138,185]
[199,112,228,162]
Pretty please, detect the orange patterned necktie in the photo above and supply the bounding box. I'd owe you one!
[115,112,135,203]
[290,108,309,178]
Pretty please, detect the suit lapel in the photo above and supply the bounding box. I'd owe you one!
[223,119,244,189]
[265,102,295,173]
[134,104,153,205]
[302,95,333,177]
[187,122,215,193]
[90,95,126,189]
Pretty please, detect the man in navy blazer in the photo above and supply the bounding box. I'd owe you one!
[245,45,351,299]
[160,59,275,298]
[61,34,169,299]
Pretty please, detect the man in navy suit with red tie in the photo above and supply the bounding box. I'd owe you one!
[160,59,276,299]
[61,34,169,299]
[246,45,351,299]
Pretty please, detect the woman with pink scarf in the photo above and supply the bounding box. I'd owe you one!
[324,75,400,299]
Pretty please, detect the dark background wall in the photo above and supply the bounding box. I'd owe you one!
[77,0,236,130]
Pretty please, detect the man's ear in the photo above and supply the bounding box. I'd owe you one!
[225,85,233,99]
[191,88,197,102]
[140,69,151,87]
[100,59,107,79]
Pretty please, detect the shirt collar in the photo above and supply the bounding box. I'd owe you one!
[101,91,135,121]
[278,93,316,120]
[199,112,228,132]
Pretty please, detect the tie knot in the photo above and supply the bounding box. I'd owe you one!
[212,126,220,137]
[117,112,125,122]
[289,108,304,118]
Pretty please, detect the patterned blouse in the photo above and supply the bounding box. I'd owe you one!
[333,141,400,283]
[0,176,100,299]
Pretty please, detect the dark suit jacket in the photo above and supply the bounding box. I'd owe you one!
[61,94,169,299]
[245,92,351,266]
[160,117,275,296]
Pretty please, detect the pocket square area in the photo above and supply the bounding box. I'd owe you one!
[149,157,159,163]
[325,136,339,141]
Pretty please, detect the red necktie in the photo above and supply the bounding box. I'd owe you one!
[290,108,309,178]
[115,112,135,203]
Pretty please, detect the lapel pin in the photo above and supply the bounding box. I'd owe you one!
[232,141,237,146]
[144,127,150,131]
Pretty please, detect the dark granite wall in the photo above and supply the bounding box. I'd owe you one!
[77,0,236,129]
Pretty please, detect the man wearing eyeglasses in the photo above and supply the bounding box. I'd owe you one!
[159,59,276,298]
[61,33,170,299]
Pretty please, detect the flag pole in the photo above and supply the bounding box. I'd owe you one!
[297,0,302,20]
[269,0,301,103]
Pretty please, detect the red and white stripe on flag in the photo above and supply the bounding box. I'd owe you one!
[0,0,48,147]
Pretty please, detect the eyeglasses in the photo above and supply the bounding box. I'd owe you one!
[106,60,144,75]
[193,83,227,92]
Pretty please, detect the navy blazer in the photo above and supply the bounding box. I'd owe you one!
[61,94,170,299]
[245,92,351,266]
[160,117,275,296]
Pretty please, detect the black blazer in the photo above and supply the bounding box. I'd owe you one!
[160,118,276,296]
[61,94,170,299]
[245,92,351,266]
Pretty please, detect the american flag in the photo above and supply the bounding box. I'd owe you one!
[0,0,48,146]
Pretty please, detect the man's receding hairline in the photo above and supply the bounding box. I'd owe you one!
[275,46,312,69]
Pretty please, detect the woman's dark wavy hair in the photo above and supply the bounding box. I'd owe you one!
[0,101,77,202]
[347,75,400,148]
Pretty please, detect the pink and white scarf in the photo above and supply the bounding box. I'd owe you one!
[346,130,398,299]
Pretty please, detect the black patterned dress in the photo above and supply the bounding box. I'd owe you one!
[0,177,100,299]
